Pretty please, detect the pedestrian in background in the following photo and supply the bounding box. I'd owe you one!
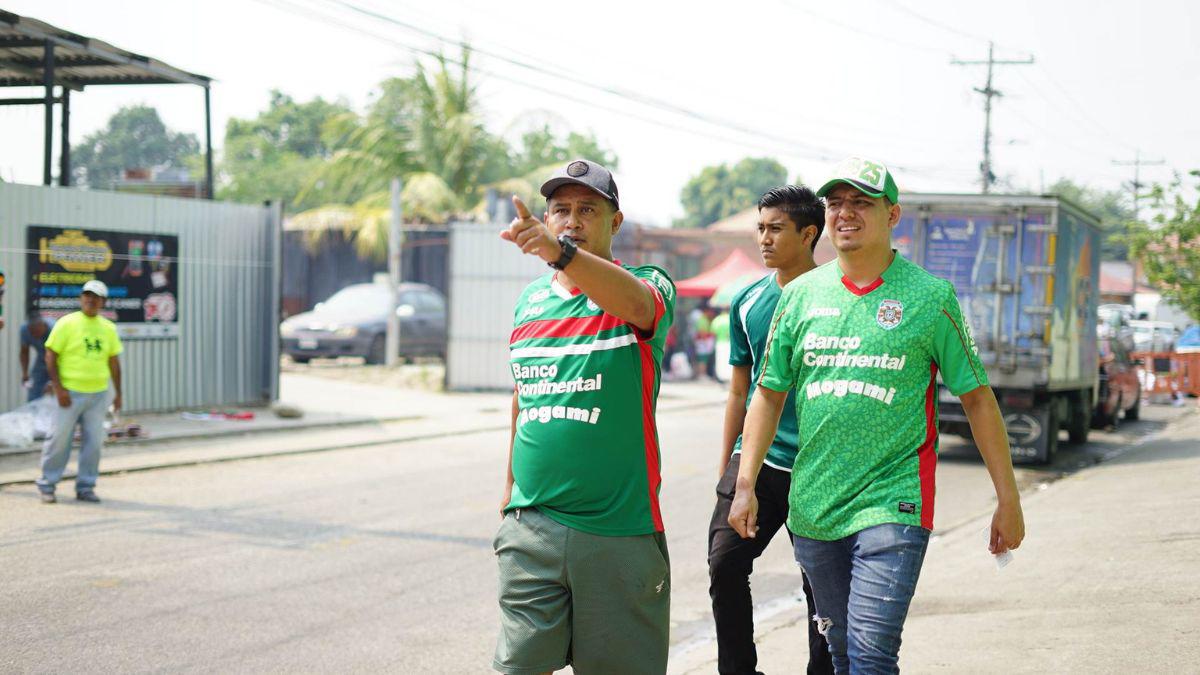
[495,159,676,674]
[708,186,832,675]
[20,312,54,403]
[37,280,124,504]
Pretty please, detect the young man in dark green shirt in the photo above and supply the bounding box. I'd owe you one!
[708,186,832,675]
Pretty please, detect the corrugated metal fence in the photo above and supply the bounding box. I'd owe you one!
[1,183,280,413]
[446,222,545,391]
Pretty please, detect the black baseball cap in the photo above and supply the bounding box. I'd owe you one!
[539,159,620,211]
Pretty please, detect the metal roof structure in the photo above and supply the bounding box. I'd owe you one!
[0,9,214,196]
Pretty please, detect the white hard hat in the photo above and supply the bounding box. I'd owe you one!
[82,279,109,298]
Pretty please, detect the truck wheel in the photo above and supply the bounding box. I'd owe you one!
[1068,392,1090,444]
[1042,405,1060,463]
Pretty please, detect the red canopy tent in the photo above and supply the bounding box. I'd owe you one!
[675,248,767,297]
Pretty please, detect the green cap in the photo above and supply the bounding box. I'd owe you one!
[816,156,900,204]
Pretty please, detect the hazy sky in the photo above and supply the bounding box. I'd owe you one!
[2,0,1196,225]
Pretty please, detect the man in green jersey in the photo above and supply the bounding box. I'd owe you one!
[494,159,675,675]
[729,157,1025,674]
[707,186,832,675]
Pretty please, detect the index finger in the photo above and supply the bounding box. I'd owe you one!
[512,195,532,220]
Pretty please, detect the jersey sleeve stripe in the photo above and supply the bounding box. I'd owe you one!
[939,308,984,387]
[634,279,667,342]
[510,313,626,343]
[918,362,939,530]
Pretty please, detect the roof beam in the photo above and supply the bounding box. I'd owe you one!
[0,57,83,90]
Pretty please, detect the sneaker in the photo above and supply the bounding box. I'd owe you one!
[75,491,101,503]
[39,491,56,504]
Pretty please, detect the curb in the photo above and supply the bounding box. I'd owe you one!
[0,397,727,487]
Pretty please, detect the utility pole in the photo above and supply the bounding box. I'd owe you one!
[952,42,1035,193]
[386,177,404,367]
[1112,150,1165,222]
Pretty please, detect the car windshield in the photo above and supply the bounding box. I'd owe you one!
[1180,327,1200,346]
[319,285,390,317]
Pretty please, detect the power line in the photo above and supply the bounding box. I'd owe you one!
[1113,150,1166,221]
[951,42,1034,193]
[255,0,976,184]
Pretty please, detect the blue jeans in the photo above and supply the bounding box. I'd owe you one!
[792,524,931,675]
[37,389,110,494]
[27,371,50,403]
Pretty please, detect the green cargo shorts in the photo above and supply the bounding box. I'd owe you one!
[492,506,671,675]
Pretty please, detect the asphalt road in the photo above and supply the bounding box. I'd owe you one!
[0,400,1185,674]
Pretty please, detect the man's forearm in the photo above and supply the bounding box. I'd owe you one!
[719,366,752,474]
[45,350,62,390]
[962,386,1020,503]
[720,391,749,473]
[110,359,122,396]
[19,350,29,379]
[562,249,657,331]
[735,385,788,489]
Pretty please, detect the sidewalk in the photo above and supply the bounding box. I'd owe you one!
[670,407,1200,673]
[0,373,728,486]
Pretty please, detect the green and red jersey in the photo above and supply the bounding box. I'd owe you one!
[759,254,987,540]
[506,263,675,536]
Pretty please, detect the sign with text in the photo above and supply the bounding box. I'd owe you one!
[26,226,180,339]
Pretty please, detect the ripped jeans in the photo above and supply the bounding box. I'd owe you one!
[792,524,930,675]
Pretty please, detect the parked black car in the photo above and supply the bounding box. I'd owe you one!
[281,282,446,364]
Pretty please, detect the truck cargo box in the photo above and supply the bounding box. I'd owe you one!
[894,194,1103,462]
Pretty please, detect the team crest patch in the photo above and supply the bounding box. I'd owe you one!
[876,299,903,330]
[586,299,599,312]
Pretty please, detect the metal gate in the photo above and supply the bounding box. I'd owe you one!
[0,183,281,413]
[445,222,545,391]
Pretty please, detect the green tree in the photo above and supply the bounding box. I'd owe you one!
[1046,179,1135,261]
[296,48,617,260]
[1128,172,1200,322]
[72,105,199,188]
[674,157,788,228]
[219,91,352,209]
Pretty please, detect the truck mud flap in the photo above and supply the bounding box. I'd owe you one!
[1003,407,1054,464]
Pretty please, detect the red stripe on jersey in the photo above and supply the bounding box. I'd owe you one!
[636,279,667,342]
[638,339,665,532]
[841,275,884,296]
[939,309,984,387]
[509,313,626,343]
[918,362,939,529]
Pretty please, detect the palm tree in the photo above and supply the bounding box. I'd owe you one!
[294,48,506,260]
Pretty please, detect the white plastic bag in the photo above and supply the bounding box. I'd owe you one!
[0,410,35,448]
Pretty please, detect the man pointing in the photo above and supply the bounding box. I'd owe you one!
[493,159,675,675]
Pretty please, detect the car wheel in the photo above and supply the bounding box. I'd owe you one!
[367,335,386,365]
[1042,404,1060,463]
[291,355,312,365]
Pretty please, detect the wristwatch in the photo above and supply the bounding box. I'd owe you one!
[548,234,578,270]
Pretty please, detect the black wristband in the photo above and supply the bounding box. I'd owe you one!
[548,235,578,271]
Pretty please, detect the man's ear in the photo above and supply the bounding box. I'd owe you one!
[888,203,902,229]
[611,210,624,236]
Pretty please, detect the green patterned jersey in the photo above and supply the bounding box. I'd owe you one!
[759,254,987,540]
[506,263,675,536]
[729,273,800,471]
